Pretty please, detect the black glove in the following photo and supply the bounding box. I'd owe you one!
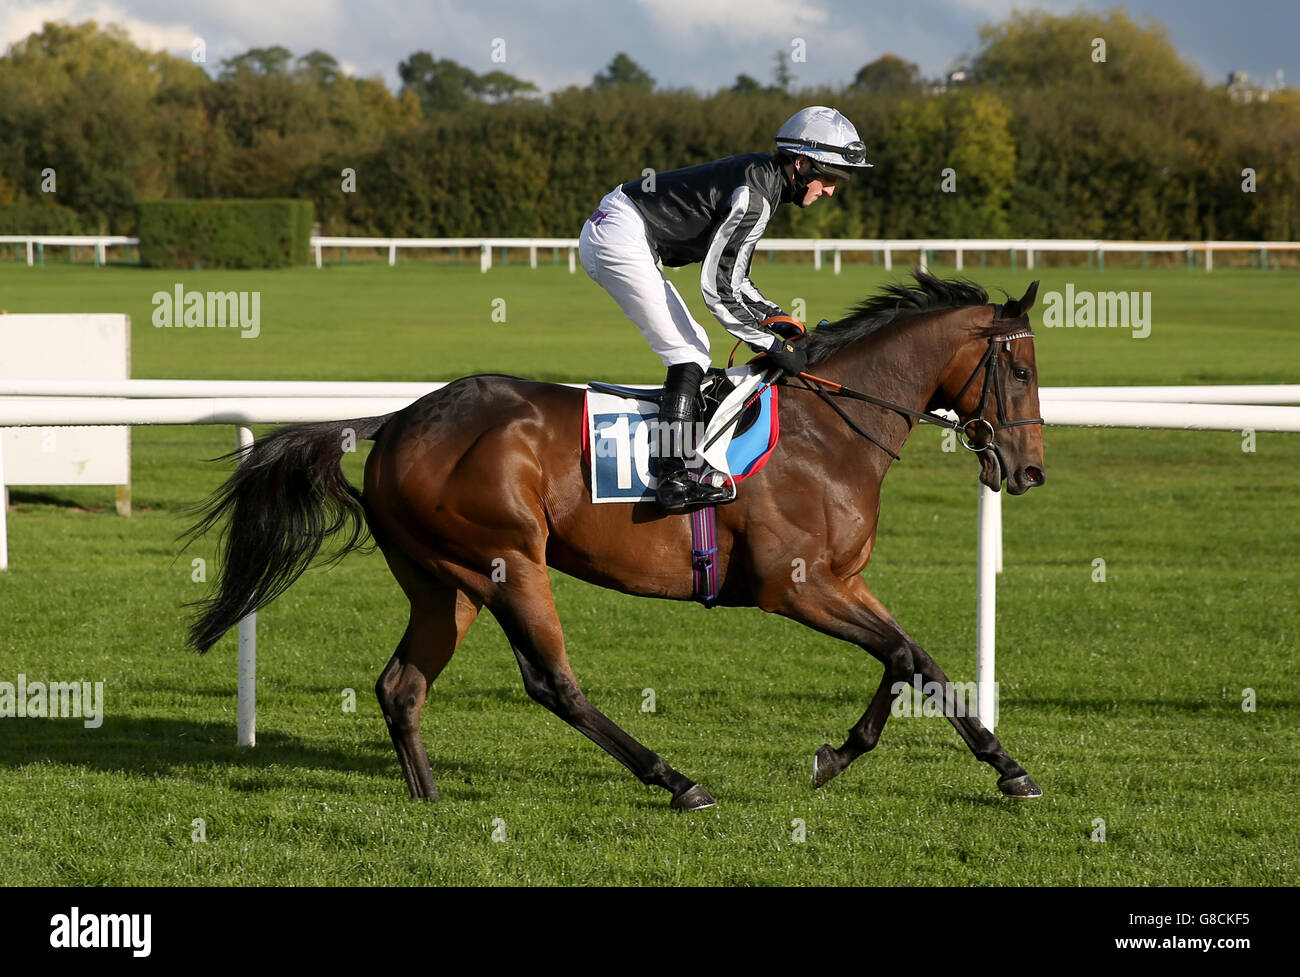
[763,337,808,376]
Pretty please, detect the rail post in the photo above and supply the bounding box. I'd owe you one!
[235,425,257,747]
[976,482,1000,730]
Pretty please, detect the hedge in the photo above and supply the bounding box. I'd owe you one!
[0,198,91,235]
[136,199,315,269]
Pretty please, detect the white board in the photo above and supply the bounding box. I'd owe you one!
[0,314,130,486]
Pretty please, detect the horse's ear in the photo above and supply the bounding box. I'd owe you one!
[999,281,1038,321]
[1019,280,1040,315]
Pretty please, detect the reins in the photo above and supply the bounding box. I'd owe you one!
[780,320,1042,459]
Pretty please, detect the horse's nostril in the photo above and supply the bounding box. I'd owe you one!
[1025,466,1044,485]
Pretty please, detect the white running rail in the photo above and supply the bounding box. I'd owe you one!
[1,382,1297,739]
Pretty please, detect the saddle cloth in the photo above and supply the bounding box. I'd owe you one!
[581,366,780,504]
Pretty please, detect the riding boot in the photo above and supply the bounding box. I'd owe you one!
[655,362,733,512]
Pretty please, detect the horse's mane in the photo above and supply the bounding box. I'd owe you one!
[803,270,991,366]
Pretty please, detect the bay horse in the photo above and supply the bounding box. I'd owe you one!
[185,271,1047,809]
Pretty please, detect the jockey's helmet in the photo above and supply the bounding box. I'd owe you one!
[775,106,873,182]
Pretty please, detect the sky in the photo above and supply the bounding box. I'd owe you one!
[1,0,1297,94]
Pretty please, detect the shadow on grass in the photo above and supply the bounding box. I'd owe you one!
[8,489,109,512]
[0,715,393,777]
[0,714,532,801]
[0,712,640,803]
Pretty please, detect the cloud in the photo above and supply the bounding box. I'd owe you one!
[193,0,350,49]
[0,0,367,69]
[945,0,1066,18]
[636,0,829,46]
[0,1,199,54]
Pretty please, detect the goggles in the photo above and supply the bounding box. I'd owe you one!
[778,138,870,166]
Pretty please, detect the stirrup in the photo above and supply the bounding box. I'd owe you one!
[656,464,733,511]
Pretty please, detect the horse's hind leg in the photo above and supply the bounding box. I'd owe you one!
[376,557,481,801]
[490,560,714,810]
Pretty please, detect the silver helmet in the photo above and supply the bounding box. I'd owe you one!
[775,105,873,181]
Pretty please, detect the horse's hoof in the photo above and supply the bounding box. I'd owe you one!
[813,744,840,789]
[998,773,1042,798]
[671,785,717,811]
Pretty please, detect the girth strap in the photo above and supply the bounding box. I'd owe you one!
[689,505,719,607]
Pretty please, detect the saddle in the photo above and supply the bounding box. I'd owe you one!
[583,367,780,608]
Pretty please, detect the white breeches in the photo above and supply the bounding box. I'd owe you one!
[578,185,712,369]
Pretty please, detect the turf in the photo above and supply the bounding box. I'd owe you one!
[0,258,1296,885]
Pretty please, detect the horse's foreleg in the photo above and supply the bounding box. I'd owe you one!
[376,560,480,801]
[909,645,1041,797]
[490,560,714,810]
[811,670,899,789]
[781,572,1039,797]
[777,574,914,787]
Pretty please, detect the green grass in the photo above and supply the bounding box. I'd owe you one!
[0,260,1296,885]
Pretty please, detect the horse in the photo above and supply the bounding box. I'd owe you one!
[184,271,1047,810]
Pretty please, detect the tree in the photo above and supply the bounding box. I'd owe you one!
[296,50,341,86]
[971,9,1200,91]
[398,51,480,113]
[593,53,655,91]
[219,45,293,79]
[478,70,538,102]
[4,14,1299,242]
[398,52,537,113]
[0,20,209,229]
[771,51,793,92]
[852,55,923,94]
[730,73,766,95]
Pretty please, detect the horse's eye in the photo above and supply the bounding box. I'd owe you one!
[1013,366,1031,382]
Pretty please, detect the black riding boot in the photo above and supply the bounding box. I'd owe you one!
[655,362,733,512]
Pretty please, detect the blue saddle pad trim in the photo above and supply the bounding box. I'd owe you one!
[725,385,775,478]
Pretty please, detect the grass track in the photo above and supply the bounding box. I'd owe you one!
[0,261,1296,885]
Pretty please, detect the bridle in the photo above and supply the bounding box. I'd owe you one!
[786,311,1044,461]
[948,326,1044,452]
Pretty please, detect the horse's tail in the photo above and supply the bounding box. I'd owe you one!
[182,413,393,654]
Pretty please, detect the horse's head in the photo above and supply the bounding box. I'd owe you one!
[938,281,1046,495]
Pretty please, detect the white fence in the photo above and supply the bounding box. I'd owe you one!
[0,235,139,266]
[1,381,1297,741]
[311,236,582,273]
[310,236,1300,274]
[8,234,1298,273]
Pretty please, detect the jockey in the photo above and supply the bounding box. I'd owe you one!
[579,105,872,511]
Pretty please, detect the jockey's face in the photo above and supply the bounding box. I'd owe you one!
[802,174,837,205]
[790,157,838,207]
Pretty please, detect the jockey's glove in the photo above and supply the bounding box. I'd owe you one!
[762,335,808,376]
